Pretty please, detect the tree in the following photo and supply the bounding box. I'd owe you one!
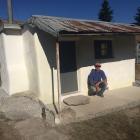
[98,0,113,22]
[134,7,140,26]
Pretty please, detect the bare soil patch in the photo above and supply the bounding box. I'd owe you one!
[0,105,140,140]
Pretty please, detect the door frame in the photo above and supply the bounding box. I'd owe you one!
[136,43,140,64]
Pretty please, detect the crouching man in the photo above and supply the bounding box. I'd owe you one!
[88,63,107,97]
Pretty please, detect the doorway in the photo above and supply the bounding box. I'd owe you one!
[59,41,78,94]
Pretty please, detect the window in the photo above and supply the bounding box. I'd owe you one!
[94,40,113,59]
[136,43,140,64]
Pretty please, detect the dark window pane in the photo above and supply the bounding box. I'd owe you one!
[94,40,113,59]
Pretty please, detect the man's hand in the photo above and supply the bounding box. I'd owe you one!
[95,82,100,93]
[95,82,101,87]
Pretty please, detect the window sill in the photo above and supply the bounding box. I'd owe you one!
[95,57,114,60]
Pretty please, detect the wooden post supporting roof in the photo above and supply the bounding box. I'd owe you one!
[56,41,62,113]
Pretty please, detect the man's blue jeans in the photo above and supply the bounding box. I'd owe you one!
[88,82,106,96]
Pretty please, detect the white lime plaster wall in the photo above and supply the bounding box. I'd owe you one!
[0,33,9,93]
[0,32,29,94]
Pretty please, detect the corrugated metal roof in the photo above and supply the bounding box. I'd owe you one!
[27,15,140,37]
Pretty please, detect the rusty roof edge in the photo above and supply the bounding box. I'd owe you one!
[59,31,140,36]
[26,16,59,37]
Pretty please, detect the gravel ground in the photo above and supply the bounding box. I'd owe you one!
[0,105,140,140]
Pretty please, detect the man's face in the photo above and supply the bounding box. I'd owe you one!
[95,65,101,70]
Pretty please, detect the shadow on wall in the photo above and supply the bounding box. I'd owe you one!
[76,35,136,69]
[0,34,10,94]
[136,64,140,80]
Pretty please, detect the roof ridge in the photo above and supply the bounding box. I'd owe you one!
[32,15,135,26]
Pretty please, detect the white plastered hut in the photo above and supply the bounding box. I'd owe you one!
[1,16,140,112]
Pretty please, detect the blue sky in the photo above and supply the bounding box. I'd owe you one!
[0,0,140,23]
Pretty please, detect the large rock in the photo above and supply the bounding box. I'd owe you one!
[63,95,90,106]
[0,94,55,125]
[14,118,49,137]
